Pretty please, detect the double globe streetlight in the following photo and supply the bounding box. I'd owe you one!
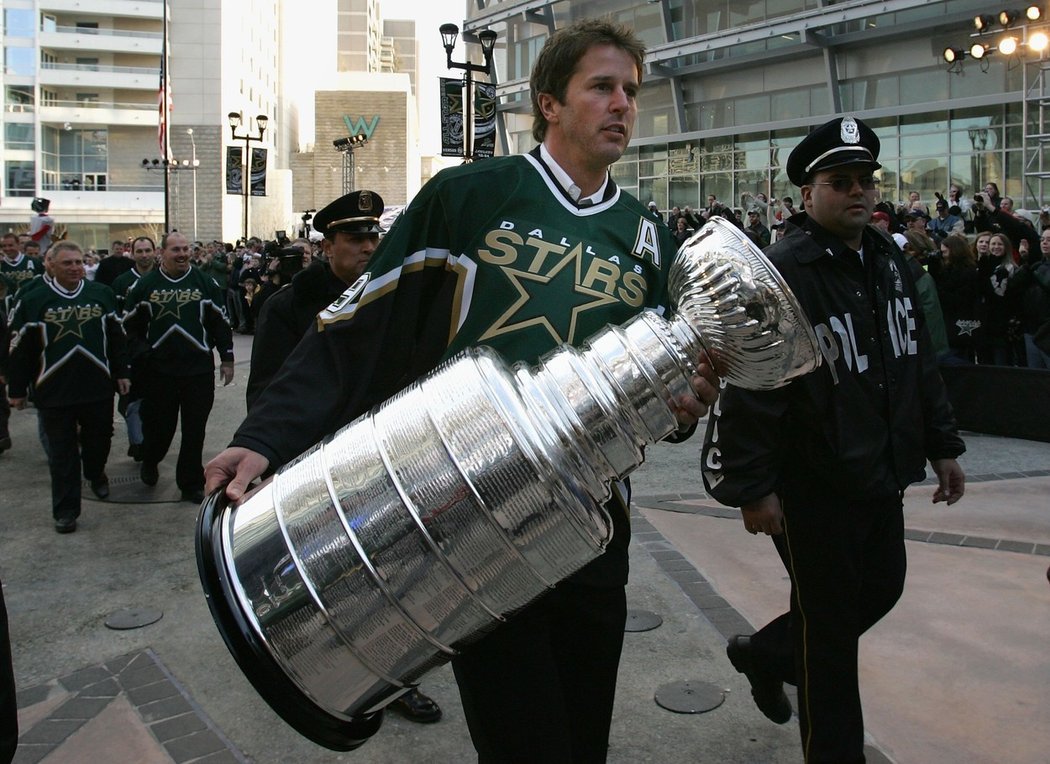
[228,112,268,243]
[439,23,497,161]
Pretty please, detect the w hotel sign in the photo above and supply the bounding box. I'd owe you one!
[343,115,380,140]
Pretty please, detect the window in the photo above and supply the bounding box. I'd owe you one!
[5,161,36,197]
[5,86,33,113]
[75,22,99,34]
[3,9,35,37]
[4,123,34,150]
[4,48,35,76]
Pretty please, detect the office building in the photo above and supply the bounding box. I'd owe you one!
[466,0,1050,212]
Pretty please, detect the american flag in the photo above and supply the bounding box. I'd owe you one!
[158,58,172,157]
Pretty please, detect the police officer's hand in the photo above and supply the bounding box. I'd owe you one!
[669,350,720,430]
[205,447,270,501]
[741,493,783,536]
[931,458,965,505]
[219,361,235,386]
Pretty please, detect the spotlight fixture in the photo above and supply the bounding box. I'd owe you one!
[999,9,1018,27]
[943,47,965,63]
[1031,30,1050,51]
[970,42,989,59]
[999,35,1019,55]
[1026,5,1041,21]
[975,13,995,31]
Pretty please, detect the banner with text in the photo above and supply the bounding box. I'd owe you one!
[440,77,464,158]
[225,146,242,195]
[473,81,496,159]
[250,147,267,197]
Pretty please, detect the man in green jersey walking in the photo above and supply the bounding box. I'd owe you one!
[7,241,129,533]
[207,19,719,761]
[124,232,234,504]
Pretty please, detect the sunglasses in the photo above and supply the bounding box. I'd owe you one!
[811,177,877,192]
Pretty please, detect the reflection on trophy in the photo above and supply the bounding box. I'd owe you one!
[196,217,820,750]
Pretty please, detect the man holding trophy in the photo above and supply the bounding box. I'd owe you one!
[206,18,719,762]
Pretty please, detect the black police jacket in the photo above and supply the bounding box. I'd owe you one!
[702,213,965,506]
[245,260,348,410]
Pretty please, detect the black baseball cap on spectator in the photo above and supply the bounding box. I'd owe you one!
[313,190,385,237]
[787,115,881,187]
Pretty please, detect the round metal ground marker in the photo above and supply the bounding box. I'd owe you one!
[654,680,724,714]
[624,609,662,632]
[105,607,163,630]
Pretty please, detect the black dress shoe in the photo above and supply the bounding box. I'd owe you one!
[0,435,11,453]
[141,462,159,487]
[727,635,793,724]
[89,474,110,500]
[387,688,442,724]
[55,517,77,534]
[127,443,144,462]
[180,488,205,504]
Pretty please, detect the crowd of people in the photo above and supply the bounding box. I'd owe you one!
[655,177,1050,371]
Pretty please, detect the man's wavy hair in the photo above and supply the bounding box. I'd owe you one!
[530,19,646,144]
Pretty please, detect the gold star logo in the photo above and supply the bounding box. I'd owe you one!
[479,242,619,345]
[45,305,93,342]
[152,289,194,321]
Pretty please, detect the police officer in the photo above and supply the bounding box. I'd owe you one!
[702,116,966,764]
[245,191,382,411]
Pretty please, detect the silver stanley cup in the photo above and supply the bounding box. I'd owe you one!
[196,217,820,750]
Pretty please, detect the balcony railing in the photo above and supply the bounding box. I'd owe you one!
[47,25,162,40]
[41,99,155,111]
[40,62,160,76]
[40,181,163,193]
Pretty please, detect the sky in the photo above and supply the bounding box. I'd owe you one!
[382,0,471,156]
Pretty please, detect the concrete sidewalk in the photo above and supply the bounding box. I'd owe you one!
[2,332,1047,763]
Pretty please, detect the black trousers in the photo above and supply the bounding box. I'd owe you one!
[0,577,17,763]
[0,380,10,440]
[749,493,906,764]
[38,400,113,521]
[452,582,627,764]
[140,371,214,491]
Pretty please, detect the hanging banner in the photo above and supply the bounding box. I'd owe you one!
[440,77,464,158]
[473,81,497,159]
[225,146,243,195]
[250,147,267,197]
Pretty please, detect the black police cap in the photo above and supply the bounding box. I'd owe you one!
[786,116,881,187]
[313,190,384,236]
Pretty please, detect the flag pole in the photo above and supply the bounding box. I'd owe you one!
[162,0,171,233]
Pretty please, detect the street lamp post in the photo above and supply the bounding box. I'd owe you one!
[228,112,268,243]
[187,128,199,242]
[439,23,496,161]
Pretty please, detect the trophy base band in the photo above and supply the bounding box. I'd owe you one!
[196,489,384,751]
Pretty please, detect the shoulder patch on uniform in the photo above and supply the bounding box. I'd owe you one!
[317,273,370,330]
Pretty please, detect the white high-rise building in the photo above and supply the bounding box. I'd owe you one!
[0,0,426,248]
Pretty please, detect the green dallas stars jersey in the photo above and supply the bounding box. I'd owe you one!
[317,151,675,366]
[2,254,42,316]
[238,150,678,466]
[122,265,233,377]
[111,266,149,313]
[7,278,129,407]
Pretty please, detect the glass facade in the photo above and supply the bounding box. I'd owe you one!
[41,128,109,192]
[474,0,1044,209]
